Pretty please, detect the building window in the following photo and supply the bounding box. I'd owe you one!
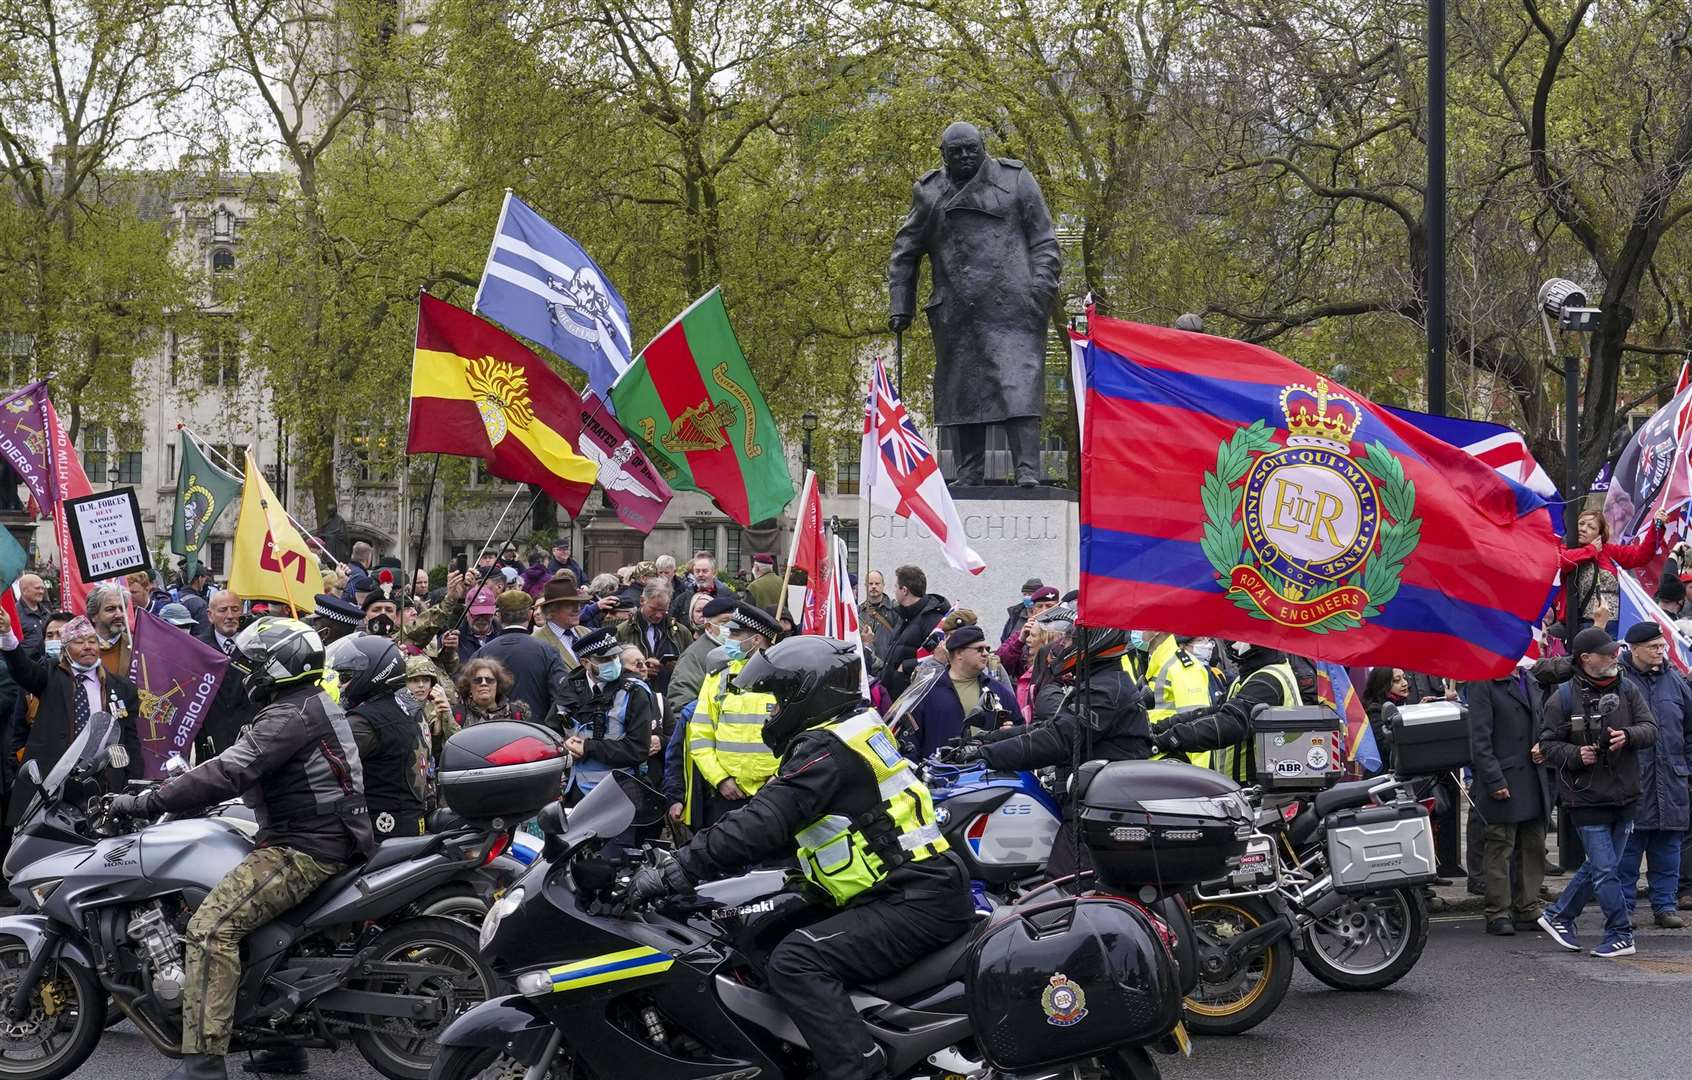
[835,454,860,495]
[211,248,235,272]
[347,425,392,483]
[210,248,235,304]
[82,429,107,482]
[216,443,249,472]
[202,331,239,386]
[838,520,860,572]
[165,441,176,481]
[212,206,233,240]
[209,540,226,575]
[724,529,743,575]
[689,525,717,561]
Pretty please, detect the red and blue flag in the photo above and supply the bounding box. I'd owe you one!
[1313,661,1381,775]
[1077,313,1561,679]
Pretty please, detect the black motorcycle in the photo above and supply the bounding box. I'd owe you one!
[0,715,503,1080]
[433,772,1198,1080]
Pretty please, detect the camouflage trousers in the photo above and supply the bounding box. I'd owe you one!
[180,846,341,1056]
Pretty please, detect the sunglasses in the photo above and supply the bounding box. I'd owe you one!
[470,676,498,686]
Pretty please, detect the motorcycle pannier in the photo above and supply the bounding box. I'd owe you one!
[1252,705,1343,791]
[1324,801,1437,893]
[1076,760,1250,888]
[967,896,1181,1071]
[1391,701,1470,775]
[437,721,567,822]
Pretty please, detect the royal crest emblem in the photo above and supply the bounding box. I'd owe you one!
[1041,972,1088,1027]
[1201,379,1421,634]
[464,355,538,447]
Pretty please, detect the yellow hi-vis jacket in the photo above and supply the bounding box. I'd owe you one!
[685,658,779,819]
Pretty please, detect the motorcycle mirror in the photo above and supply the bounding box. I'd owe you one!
[537,801,567,837]
[106,745,129,771]
[20,760,40,787]
[163,753,189,778]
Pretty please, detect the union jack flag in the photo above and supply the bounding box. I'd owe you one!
[860,358,985,576]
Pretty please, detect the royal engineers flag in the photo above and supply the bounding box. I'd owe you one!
[228,452,316,614]
[171,432,243,578]
[1077,314,1562,679]
[474,192,633,401]
[578,391,672,533]
[0,381,55,509]
[610,288,794,526]
[129,608,230,778]
[410,293,598,512]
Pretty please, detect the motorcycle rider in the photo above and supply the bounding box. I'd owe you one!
[630,636,974,1080]
[326,634,428,841]
[685,602,782,826]
[110,617,374,1080]
[1150,640,1301,782]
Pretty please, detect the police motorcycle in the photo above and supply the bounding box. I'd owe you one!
[0,713,503,1080]
[433,725,1245,1080]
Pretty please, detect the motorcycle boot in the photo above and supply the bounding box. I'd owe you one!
[163,1053,228,1080]
[239,1046,308,1074]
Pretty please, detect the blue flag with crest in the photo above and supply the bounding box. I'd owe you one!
[474,192,633,402]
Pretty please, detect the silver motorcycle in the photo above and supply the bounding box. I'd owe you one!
[0,714,503,1080]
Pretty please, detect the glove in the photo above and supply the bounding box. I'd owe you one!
[1152,729,1181,754]
[110,792,156,819]
[937,742,982,765]
[627,858,691,905]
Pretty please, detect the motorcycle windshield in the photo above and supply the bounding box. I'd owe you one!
[563,775,636,846]
[884,659,944,734]
[39,711,117,799]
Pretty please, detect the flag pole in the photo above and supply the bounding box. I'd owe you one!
[449,484,545,637]
[413,452,441,571]
[178,424,341,571]
[775,470,814,624]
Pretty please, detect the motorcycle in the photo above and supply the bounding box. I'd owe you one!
[0,714,503,1080]
[432,774,1191,1080]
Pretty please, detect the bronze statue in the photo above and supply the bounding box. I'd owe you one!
[889,121,1062,487]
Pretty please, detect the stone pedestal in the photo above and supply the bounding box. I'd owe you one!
[862,485,1079,615]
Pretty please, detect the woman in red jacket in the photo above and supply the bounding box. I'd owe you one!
[1560,509,1667,633]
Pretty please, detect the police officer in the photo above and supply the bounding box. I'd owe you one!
[964,627,1154,772]
[1151,640,1300,782]
[111,618,373,1080]
[558,628,654,806]
[327,635,428,840]
[685,602,781,826]
[630,637,974,1080]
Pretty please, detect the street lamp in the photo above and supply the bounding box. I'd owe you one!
[106,464,120,490]
[1538,277,1601,653]
[800,411,818,476]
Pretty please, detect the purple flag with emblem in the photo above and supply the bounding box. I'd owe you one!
[578,391,672,534]
[128,608,230,778]
[0,381,55,509]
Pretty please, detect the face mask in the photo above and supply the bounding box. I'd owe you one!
[1129,630,1147,652]
[1189,639,1215,663]
[721,638,745,661]
[703,624,724,644]
[596,659,623,681]
[366,614,396,637]
[1022,596,1034,608]
[70,657,98,675]
[44,640,62,661]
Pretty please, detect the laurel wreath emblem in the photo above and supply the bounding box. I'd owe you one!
[1200,421,1422,635]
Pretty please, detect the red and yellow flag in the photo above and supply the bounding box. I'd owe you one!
[409,294,597,508]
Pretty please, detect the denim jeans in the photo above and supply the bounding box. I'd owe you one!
[1619,828,1685,915]
[1547,818,1635,942]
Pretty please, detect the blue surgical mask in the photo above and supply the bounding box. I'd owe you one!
[596,659,622,681]
[721,638,745,661]
[1022,596,1034,608]
[44,640,62,661]
[1129,630,1147,652]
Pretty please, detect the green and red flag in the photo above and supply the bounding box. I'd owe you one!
[409,293,598,511]
[610,288,794,526]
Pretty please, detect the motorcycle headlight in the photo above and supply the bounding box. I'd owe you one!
[479,886,524,951]
[27,879,62,908]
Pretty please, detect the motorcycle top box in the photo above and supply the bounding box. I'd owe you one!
[1252,705,1344,791]
[1076,760,1251,888]
[437,721,568,822]
[967,895,1181,1071]
[1391,701,1470,775]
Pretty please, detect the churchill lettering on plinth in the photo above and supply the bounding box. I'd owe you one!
[888,121,1062,489]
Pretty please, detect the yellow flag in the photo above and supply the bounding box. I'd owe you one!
[227,452,317,614]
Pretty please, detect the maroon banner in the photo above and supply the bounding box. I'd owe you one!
[0,381,55,509]
[580,391,673,533]
[129,608,230,777]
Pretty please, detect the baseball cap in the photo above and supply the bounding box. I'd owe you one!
[1571,626,1620,658]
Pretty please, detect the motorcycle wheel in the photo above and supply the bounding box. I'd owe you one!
[349,917,500,1080]
[0,935,105,1080]
[431,1044,579,1080]
[409,885,488,924]
[1181,898,1292,1037]
[1298,885,1429,991]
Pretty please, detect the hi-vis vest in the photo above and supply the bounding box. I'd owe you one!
[793,710,948,906]
[1213,662,1300,784]
[1150,648,1218,724]
[687,659,780,797]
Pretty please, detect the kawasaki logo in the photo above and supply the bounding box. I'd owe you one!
[710,899,777,921]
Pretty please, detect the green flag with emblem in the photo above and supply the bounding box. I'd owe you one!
[170,432,243,577]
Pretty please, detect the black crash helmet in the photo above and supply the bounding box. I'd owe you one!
[1054,626,1130,676]
[324,634,408,707]
[234,617,326,703]
[732,635,865,754]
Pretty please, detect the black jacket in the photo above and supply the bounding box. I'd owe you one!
[1539,672,1658,811]
[674,715,960,902]
[473,624,568,730]
[348,691,428,838]
[880,593,950,701]
[1464,674,1552,826]
[979,667,1152,772]
[150,683,375,865]
[2,645,143,827]
[557,668,654,771]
